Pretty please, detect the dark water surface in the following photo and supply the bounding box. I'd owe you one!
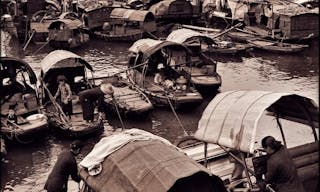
[1,34,318,191]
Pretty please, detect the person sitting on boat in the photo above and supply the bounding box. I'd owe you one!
[54,75,72,119]
[7,103,17,125]
[78,82,114,123]
[175,76,187,91]
[154,63,165,85]
[259,136,305,192]
[44,140,83,192]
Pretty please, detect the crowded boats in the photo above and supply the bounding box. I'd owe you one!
[0,0,318,191]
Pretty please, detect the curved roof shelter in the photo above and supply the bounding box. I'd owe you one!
[195,90,319,153]
[79,129,223,192]
[0,57,37,84]
[129,38,191,61]
[110,8,155,21]
[128,38,163,53]
[40,50,93,77]
[149,0,193,17]
[166,28,216,45]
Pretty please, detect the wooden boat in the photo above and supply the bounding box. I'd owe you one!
[76,3,118,31]
[167,28,250,56]
[127,39,203,109]
[39,50,110,138]
[0,57,49,143]
[179,90,319,192]
[94,8,157,42]
[247,39,309,53]
[97,76,153,116]
[79,128,227,192]
[226,31,260,43]
[29,1,62,43]
[48,17,90,49]
[149,0,196,23]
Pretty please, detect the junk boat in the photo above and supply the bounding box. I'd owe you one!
[39,50,110,137]
[79,128,228,192]
[178,90,319,192]
[127,38,204,109]
[131,38,222,90]
[247,39,309,53]
[167,28,250,55]
[94,8,157,42]
[48,16,90,49]
[0,57,49,143]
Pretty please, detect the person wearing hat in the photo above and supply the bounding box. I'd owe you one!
[260,136,305,192]
[44,140,83,192]
[78,82,114,122]
[54,75,72,118]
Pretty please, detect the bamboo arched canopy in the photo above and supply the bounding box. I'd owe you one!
[194,90,319,153]
[0,57,37,84]
[166,28,216,45]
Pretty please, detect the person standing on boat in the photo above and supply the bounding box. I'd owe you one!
[260,136,305,192]
[154,63,165,85]
[54,75,72,119]
[44,140,83,192]
[78,82,114,123]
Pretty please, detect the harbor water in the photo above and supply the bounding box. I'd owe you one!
[1,31,319,191]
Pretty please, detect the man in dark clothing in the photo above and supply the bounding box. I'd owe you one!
[261,136,305,192]
[78,83,114,122]
[44,140,83,192]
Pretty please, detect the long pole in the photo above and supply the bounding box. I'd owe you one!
[210,22,242,39]
[42,81,70,126]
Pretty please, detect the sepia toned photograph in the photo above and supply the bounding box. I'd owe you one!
[1,0,318,191]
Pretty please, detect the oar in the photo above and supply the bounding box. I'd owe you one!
[42,81,71,126]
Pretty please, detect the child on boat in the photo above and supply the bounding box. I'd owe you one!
[54,75,72,119]
[7,103,17,124]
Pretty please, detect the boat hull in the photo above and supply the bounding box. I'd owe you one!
[47,112,105,138]
[94,31,144,42]
[1,115,49,143]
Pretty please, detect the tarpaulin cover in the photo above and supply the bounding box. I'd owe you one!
[40,50,93,75]
[166,28,216,44]
[80,128,176,168]
[0,57,37,84]
[195,90,319,153]
[79,130,214,192]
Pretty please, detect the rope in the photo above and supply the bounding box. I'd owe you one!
[148,82,188,136]
[166,95,188,136]
[5,120,34,144]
